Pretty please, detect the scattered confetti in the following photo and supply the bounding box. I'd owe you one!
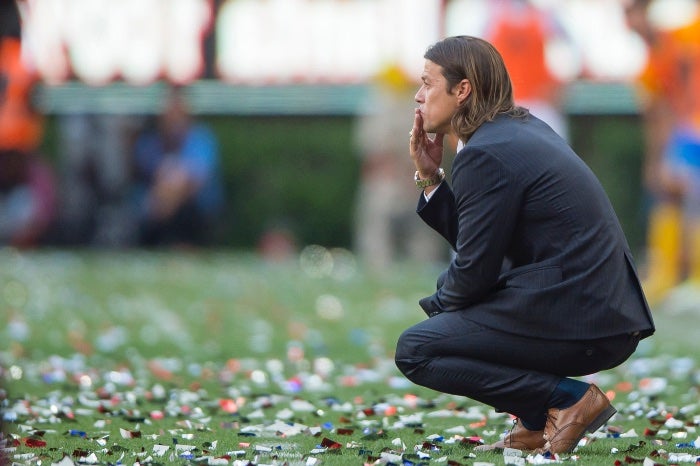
[3,251,700,466]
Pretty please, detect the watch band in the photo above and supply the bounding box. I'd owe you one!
[415,168,445,189]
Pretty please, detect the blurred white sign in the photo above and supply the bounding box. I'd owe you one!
[21,0,213,85]
[20,0,441,86]
[19,0,694,86]
[215,0,442,84]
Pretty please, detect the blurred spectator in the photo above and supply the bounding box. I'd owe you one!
[132,86,224,247]
[485,0,570,140]
[54,113,139,247]
[0,0,56,248]
[0,150,56,248]
[353,65,447,271]
[625,0,700,303]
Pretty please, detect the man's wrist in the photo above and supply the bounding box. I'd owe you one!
[415,168,445,189]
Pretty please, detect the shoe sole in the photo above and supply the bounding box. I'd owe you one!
[586,404,617,434]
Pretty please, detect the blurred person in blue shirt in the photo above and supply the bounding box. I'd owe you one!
[132,86,224,247]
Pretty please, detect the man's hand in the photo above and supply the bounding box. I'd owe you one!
[410,108,444,179]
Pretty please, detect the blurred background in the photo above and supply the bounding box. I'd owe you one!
[2,0,700,305]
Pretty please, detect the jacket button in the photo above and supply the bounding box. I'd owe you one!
[585,349,594,356]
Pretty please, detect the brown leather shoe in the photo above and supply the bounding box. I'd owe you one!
[539,384,617,454]
[474,420,545,452]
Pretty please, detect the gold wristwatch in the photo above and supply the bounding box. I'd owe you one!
[415,168,445,189]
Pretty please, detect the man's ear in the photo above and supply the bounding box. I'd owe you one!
[455,79,471,105]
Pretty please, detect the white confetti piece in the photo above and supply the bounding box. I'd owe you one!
[276,408,294,419]
[665,417,685,429]
[119,428,138,439]
[78,453,99,464]
[503,447,523,458]
[668,453,700,463]
[153,445,169,457]
[391,438,406,450]
[51,455,76,466]
[290,399,317,412]
[444,425,466,434]
[175,444,197,453]
[207,457,229,465]
[380,452,403,463]
[525,453,562,464]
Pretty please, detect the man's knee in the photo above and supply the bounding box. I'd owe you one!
[394,328,425,379]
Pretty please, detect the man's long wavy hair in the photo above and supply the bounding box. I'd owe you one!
[424,35,528,143]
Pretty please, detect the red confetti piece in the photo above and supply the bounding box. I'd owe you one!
[340,376,357,387]
[337,428,354,435]
[403,394,419,408]
[460,436,483,445]
[320,437,342,449]
[615,381,634,392]
[23,438,47,448]
[421,441,441,451]
[219,398,238,413]
[119,428,141,439]
[72,449,90,457]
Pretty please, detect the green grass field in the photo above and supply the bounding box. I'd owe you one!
[1,248,699,465]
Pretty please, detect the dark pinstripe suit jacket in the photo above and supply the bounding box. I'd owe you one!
[417,113,655,341]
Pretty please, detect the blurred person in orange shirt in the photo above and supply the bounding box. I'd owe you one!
[0,0,56,248]
[625,0,700,304]
[485,0,569,141]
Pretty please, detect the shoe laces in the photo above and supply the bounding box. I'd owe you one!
[505,418,519,446]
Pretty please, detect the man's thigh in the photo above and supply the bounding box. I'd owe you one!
[399,311,639,377]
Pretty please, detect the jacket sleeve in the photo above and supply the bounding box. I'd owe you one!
[417,182,458,249]
[419,147,523,316]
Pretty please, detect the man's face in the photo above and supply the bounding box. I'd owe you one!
[414,59,462,135]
